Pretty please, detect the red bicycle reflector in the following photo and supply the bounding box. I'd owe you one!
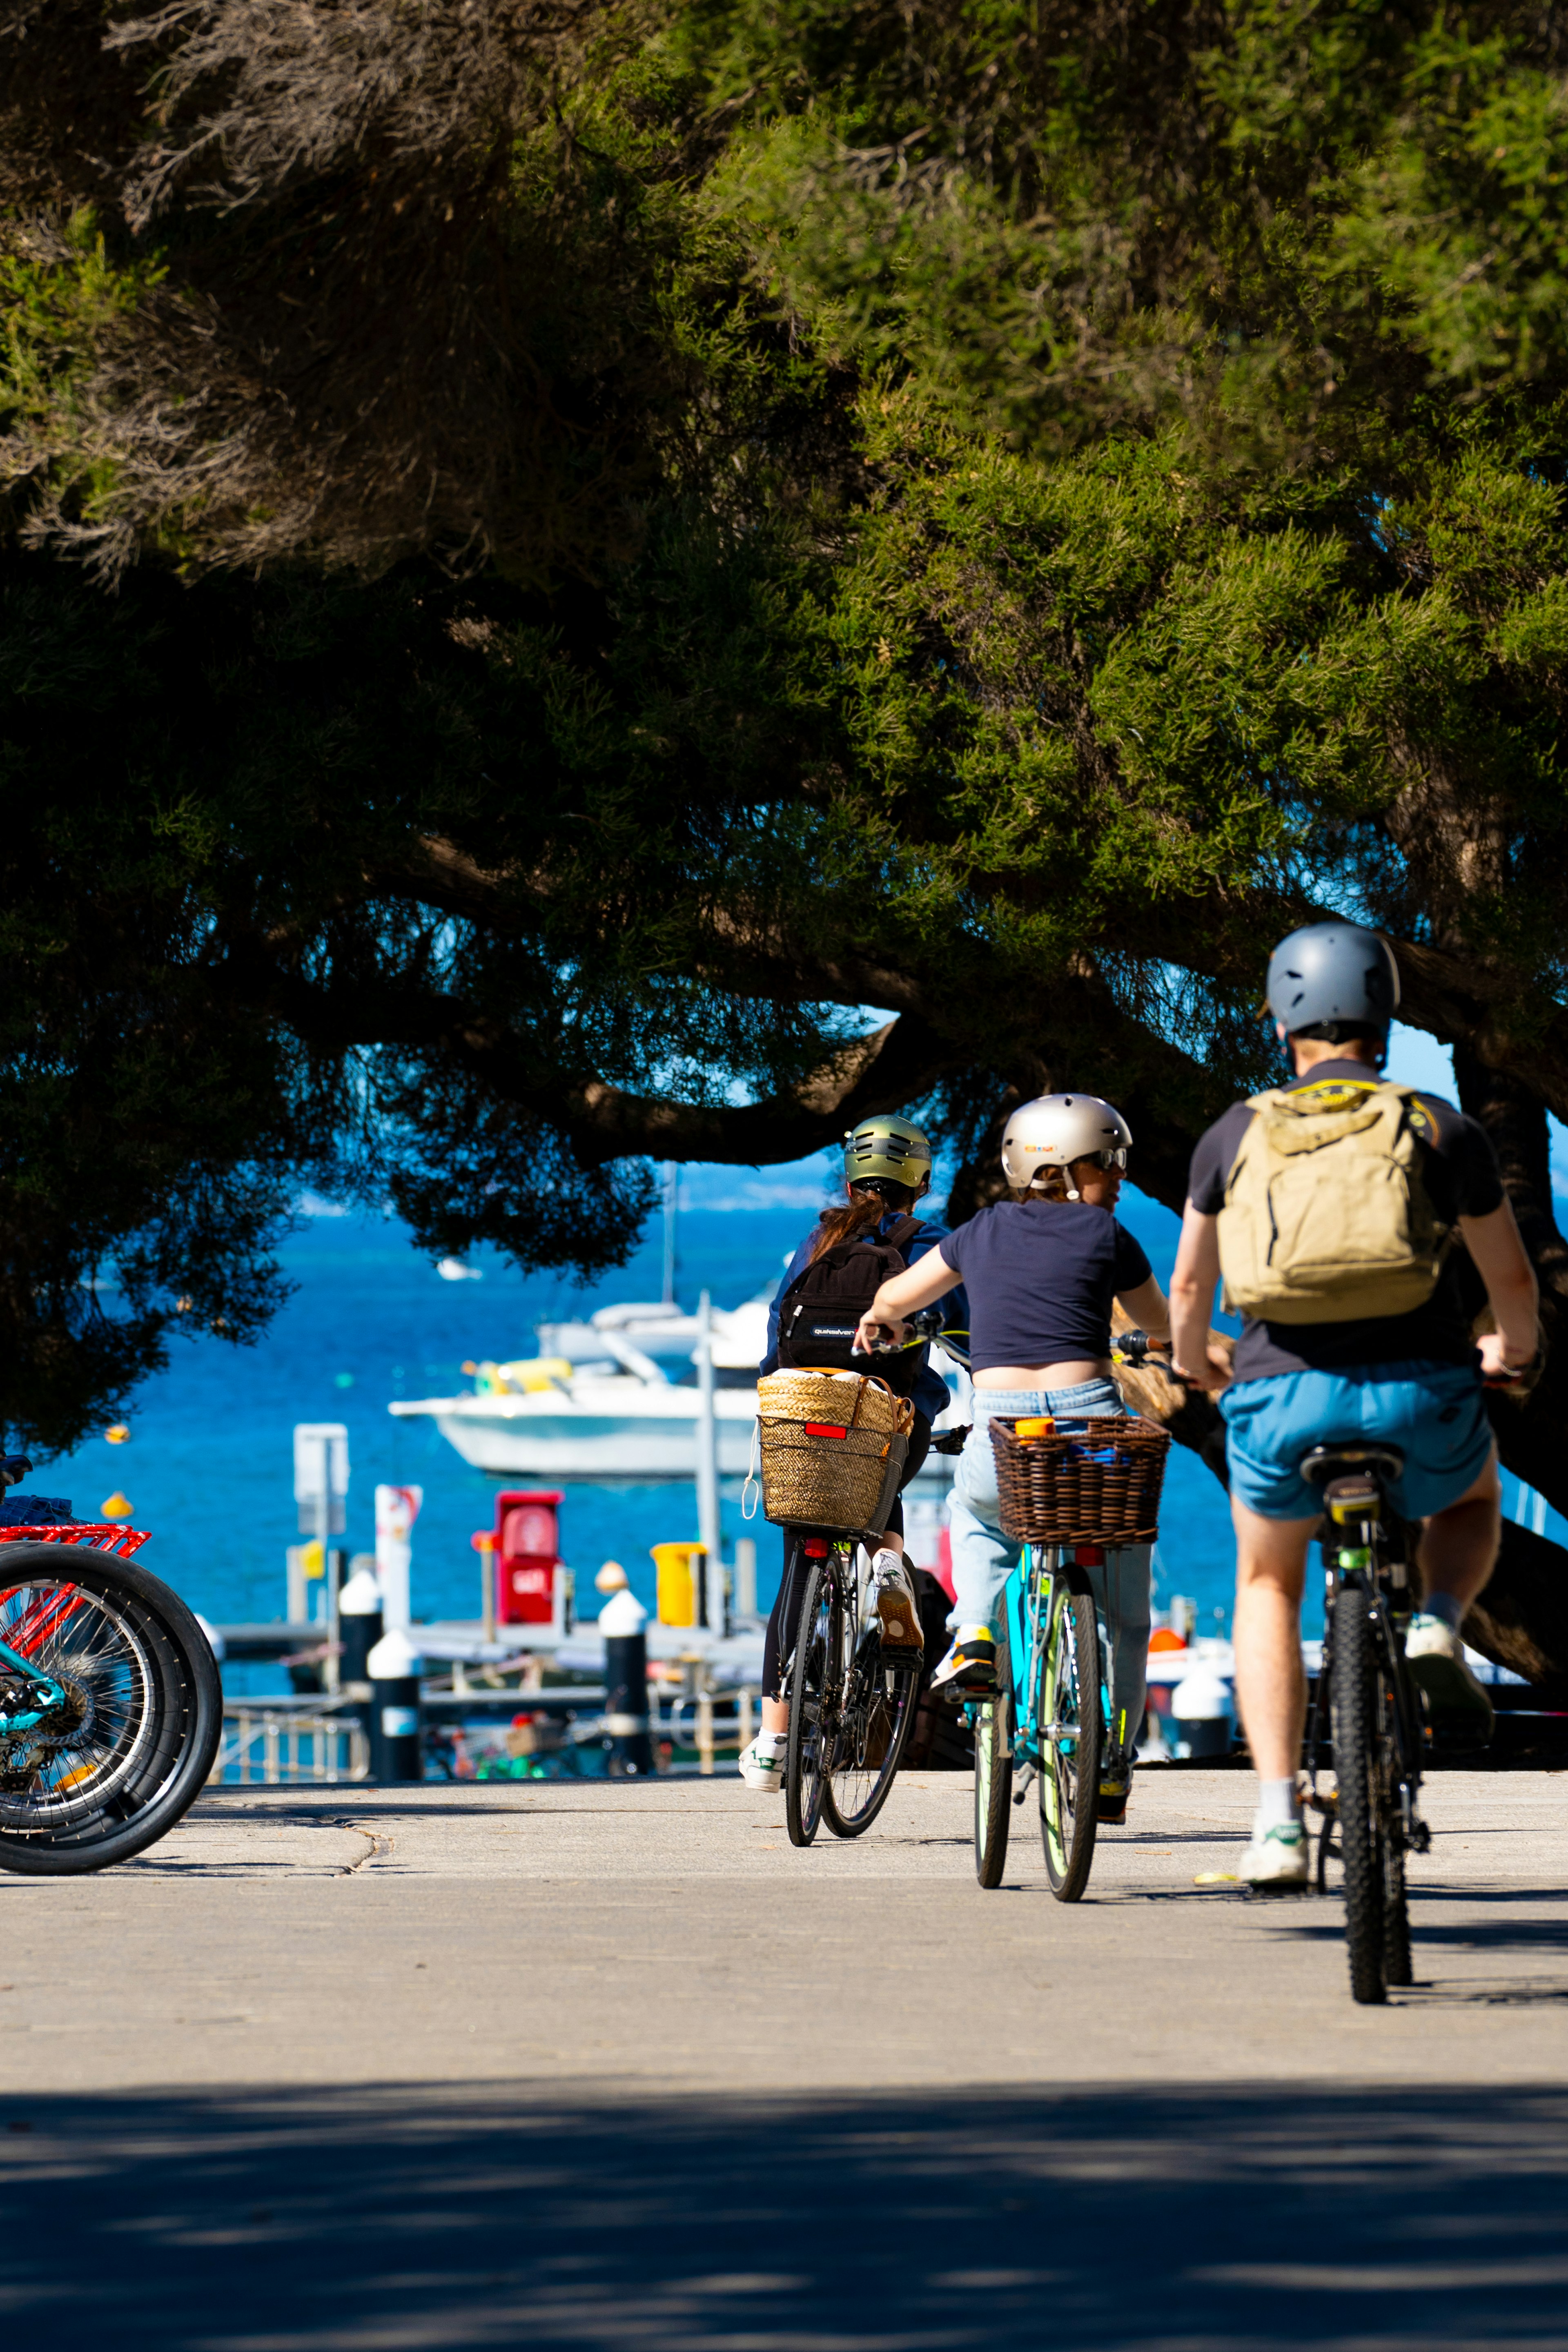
[1075,1543,1106,1566]
[804,1422,849,1439]
[803,1537,831,1557]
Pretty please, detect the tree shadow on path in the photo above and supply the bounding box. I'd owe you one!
[5,2078,1568,2349]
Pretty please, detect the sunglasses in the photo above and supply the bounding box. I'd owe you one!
[1081,1148,1129,1171]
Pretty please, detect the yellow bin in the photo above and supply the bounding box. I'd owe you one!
[652,1540,708,1628]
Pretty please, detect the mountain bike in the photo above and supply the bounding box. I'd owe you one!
[1300,1442,1428,2005]
[0,1460,223,1874]
[782,1529,922,1847]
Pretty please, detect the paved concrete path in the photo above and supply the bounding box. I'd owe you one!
[3,1769,1567,2348]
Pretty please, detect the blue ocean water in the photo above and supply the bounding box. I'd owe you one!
[41,1025,1563,1691]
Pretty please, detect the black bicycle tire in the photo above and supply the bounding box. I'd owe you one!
[973,1687,1013,1888]
[784,1552,831,1848]
[1383,1838,1413,1987]
[821,1627,919,1840]
[1039,1583,1102,1902]
[0,1544,222,1875]
[1329,1582,1386,2005]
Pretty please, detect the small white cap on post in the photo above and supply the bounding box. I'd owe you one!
[598,1588,648,1635]
[595,1559,629,1594]
[339,1562,383,1616]
[366,1626,424,1679]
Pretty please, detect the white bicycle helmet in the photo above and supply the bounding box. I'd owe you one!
[1000,1094,1133,1198]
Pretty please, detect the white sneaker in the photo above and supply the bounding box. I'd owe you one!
[1405,1615,1495,1747]
[868,1550,924,1660]
[1242,1819,1310,1891]
[738,1735,785,1794]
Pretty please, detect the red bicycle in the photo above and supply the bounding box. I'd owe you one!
[0,1458,221,1873]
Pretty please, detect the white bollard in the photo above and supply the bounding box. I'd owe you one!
[374,1483,422,1631]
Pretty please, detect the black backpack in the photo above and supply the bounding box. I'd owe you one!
[775,1214,925,1398]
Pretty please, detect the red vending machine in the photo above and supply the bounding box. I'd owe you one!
[493,1490,564,1624]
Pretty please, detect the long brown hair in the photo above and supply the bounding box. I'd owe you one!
[809,1183,918,1261]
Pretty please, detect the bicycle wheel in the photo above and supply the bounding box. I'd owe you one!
[1038,1578,1102,1902]
[0,1544,222,1875]
[1329,1581,1403,2004]
[821,1575,919,1838]
[973,1686,1013,1888]
[784,1552,833,1848]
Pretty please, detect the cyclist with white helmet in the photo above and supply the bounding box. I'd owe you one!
[1169,923,1539,1888]
[853,1096,1172,1823]
[739,1114,969,1795]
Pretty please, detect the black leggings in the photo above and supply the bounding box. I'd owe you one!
[761,1414,932,1698]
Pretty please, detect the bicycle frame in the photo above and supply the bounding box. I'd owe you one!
[978,1543,1120,1781]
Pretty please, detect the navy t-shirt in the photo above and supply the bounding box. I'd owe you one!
[1186,1059,1505,1383]
[937,1201,1152,1373]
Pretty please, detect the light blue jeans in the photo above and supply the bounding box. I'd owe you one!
[950,1380,1152,1754]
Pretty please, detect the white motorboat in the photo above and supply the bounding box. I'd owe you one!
[389,1294,967,1483]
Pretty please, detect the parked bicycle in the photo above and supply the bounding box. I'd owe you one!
[970,1339,1170,1899]
[0,1460,222,1873]
[1300,1442,1428,2004]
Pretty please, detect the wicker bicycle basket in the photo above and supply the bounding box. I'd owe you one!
[989,1414,1171,1546]
[754,1370,911,1532]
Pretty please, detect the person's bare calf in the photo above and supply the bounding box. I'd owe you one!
[1231,1499,1317,1886]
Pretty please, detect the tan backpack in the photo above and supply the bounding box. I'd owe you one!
[1216,1077,1453,1325]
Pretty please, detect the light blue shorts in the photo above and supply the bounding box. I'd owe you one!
[1219,1360,1493,1523]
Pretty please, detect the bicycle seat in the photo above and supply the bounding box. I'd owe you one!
[1299,1444,1404,1528]
[1299,1443,1405,1485]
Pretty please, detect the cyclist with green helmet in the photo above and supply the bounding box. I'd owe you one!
[739,1115,969,1795]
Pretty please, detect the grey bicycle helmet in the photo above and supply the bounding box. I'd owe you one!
[1000,1094,1133,1196]
[1266,923,1400,1040]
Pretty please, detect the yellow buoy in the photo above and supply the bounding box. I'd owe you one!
[100,1492,134,1521]
[105,1424,131,1446]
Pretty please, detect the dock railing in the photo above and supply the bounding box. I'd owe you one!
[211,1702,369,1786]
[208,1679,758,1784]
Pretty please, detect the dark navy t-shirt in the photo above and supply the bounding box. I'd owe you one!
[937,1201,1152,1373]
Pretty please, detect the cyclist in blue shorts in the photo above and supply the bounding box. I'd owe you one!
[1169,922,1540,1887]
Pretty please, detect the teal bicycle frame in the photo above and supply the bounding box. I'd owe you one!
[984,1543,1122,1785]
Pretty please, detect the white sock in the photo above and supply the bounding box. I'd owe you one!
[1256,1777,1301,1831]
[1417,1591,1463,1633]
[755,1730,786,1754]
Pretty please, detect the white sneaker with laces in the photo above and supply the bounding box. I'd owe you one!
[1242,1818,1310,1891]
[737,1735,785,1794]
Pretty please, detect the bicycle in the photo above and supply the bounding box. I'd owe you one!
[1299,1442,1428,2005]
[782,1526,922,1847]
[0,1459,222,1873]
[971,1341,1169,1899]
[970,1537,1128,1898]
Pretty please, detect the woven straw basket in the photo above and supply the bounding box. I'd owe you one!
[989,1414,1170,1546]
[754,1370,913,1533]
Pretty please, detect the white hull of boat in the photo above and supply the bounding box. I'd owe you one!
[390,1385,957,1484]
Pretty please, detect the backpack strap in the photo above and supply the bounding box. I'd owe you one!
[881,1214,924,1252]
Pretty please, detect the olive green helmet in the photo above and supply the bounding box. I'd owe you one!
[842,1114,933,1197]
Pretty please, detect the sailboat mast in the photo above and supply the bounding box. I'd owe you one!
[661,1161,679,1307]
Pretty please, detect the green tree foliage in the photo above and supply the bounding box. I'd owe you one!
[4,0,1568,1678]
